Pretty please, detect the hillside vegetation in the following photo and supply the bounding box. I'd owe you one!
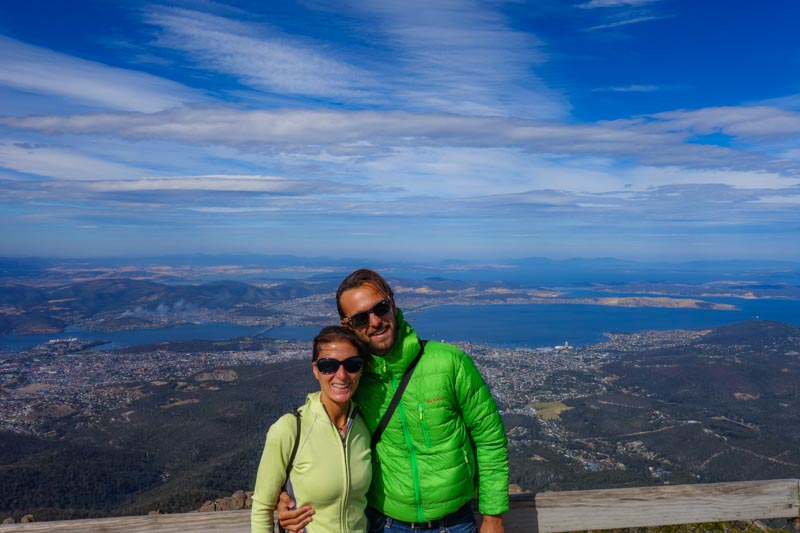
[1,360,315,521]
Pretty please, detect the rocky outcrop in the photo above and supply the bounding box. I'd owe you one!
[1,514,34,524]
[508,483,526,494]
[197,490,253,512]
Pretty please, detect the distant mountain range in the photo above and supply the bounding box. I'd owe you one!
[3,254,800,285]
[3,261,800,336]
[0,278,335,334]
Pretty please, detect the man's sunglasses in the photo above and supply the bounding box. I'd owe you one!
[343,298,393,330]
[314,355,365,374]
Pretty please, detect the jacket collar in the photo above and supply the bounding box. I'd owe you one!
[305,391,326,417]
[367,308,422,378]
[305,390,356,420]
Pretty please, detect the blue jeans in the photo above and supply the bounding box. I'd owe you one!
[383,518,478,533]
[366,505,478,533]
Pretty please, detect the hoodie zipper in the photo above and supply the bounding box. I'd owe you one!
[330,404,357,533]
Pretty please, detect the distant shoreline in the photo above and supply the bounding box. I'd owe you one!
[406,295,739,313]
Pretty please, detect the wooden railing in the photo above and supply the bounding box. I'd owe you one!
[1,479,798,532]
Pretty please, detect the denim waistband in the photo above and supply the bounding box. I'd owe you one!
[385,501,474,530]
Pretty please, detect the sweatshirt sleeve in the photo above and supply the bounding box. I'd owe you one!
[455,352,509,516]
[251,414,296,533]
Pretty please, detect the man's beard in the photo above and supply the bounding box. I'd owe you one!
[368,325,397,356]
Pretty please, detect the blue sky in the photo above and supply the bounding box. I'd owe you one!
[1,0,799,261]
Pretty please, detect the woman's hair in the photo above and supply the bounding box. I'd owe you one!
[312,325,369,362]
[335,268,394,319]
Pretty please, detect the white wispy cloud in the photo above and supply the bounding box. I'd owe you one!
[81,174,359,194]
[142,6,376,100]
[750,194,800,205]
[651,106,800,139]
[593,85,659,92]
[5,106,798,178]
[345,0,567,119]
[357,147,629,197]
[757,93,800,111]
[140,2,568,119]
[0,142,147,180]
[576,0,671,31]
[579,0,660,9]
[0,35,203,113]
[585,15,670,31]
[3,131,797,225]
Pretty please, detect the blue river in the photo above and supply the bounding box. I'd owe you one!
[1,296,799,354]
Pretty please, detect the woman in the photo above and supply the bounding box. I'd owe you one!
[251,326,372,533]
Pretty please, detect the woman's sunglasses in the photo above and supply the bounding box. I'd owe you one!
[343,298,392,330]
[314,355,365,374]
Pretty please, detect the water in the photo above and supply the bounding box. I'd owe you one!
[407,297,800,349]
[0,323,265,354]
[2,297,799,354]
[256,325,319,340]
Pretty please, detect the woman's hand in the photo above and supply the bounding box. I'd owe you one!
[276,491,315,532]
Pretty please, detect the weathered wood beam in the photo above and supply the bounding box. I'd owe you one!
[2,479,798,532]
[526,479,800,533]
[0,510,251,532]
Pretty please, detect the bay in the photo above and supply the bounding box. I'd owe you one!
[406,297,800,349]
[0,323,265,354]
[256,325,320,340]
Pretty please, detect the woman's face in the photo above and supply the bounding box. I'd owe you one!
[313,340,362,408]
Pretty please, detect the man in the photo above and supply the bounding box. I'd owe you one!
[280,269,508,532]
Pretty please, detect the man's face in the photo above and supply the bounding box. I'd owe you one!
[339,283,398,356]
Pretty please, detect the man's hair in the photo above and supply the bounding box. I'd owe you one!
[335,268,394,318]
[312,325,369,362]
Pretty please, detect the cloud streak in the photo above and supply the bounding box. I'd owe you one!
[0,141,147,180]
[81,174,359,194]
[579,0,660,8]
[593,85,659,92]
[342,0,567,118]
[584,15,671,31]
[4,106,799,179]
[142,6,377,101]
[0,35,203,113]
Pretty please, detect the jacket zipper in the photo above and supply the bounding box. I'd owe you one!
[463,447,475,481]
[392,375,425,523]
[418,402,432,448]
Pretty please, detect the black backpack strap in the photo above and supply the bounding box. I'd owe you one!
[281,408,301,491]
[371,340,427,448]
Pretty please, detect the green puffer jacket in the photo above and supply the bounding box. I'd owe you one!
[355,309,509,523]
